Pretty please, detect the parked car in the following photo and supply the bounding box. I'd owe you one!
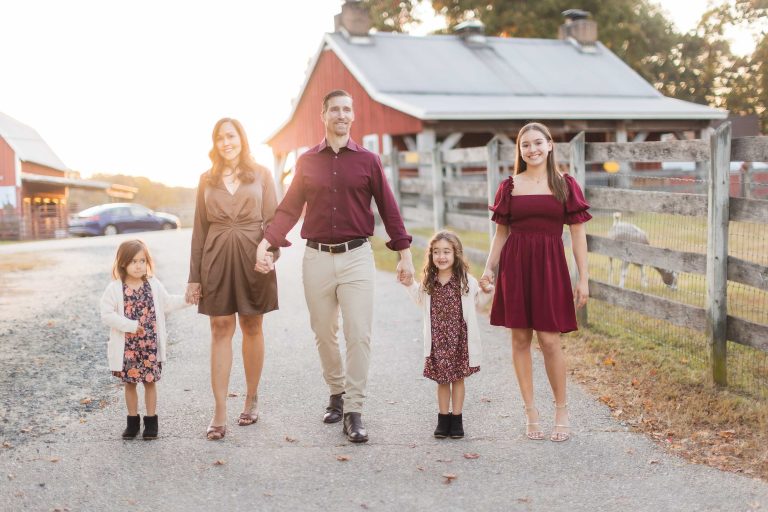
[68,203,181,236]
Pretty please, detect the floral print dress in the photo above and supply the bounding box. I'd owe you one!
[423,275,480,384]
[119,280,161,383]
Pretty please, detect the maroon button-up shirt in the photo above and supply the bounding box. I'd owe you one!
[264,138,412,251]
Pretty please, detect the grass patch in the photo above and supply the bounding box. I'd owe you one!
[565,328,768,481]
[0,253,53,273]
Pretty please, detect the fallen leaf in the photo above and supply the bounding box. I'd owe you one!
[603,356,616,366]
[416,465,424,471]
[360,504,369,510]
[611,409,623,418]
[649,459,660,464]
[517,497,531,503]
[20,428,31,433]
[227,392,238,397]
[625,448,635,455]
[285,436,297,443]
[717,430,736,439]
[263,492,273,497]
[336,455,350,462]
[7,474,14,480]
[463,453,480,459]
[480,397,491,403]
[213,460,226,466]
[79,418,87,424]
[409,443,417,448]
[46,321,55,327]
[648,368,658,376]
[499,414,510,418]
[2,442,11,449]
[79,398,92,405]
[387,400,397,404]
[436,458,452,463]
[50,457,60,463]
[442,473,457,483]
[630,378,639,387]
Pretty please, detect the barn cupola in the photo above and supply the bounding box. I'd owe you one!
[453,19,487,45]
[334,0,372,42]
[558,9,598,53]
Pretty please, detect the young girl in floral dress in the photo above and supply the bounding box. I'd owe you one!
[100,239,188,439]
[401,231,490,438]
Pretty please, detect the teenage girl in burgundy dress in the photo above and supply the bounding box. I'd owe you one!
[480,122,591,442]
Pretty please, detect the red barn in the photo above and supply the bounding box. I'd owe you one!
[267,1,726,193]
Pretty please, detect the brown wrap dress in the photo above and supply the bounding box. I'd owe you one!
[189,166,279,316]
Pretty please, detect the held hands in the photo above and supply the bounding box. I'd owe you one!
[185,283,202,305]
[574,279,589,309]
[479,269,495,293]
[254,239,274,274]
[396,249,415,286]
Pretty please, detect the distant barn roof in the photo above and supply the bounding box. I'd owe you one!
[289,31,725,122]
[0,112,68,171]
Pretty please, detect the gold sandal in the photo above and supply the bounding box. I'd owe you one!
[238,395,259,426]
[551,402,571,442]
[206,424,226,441]
[524,406,544,440]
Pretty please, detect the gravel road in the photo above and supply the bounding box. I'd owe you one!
[0,229,766,512]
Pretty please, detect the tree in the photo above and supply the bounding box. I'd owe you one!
[361,0,420,32]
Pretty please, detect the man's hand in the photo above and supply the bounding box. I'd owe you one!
[255,239,274,273]
[396,249,415,284]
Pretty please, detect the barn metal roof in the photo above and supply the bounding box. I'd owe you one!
[311,31,725,121]
[0,111,69,171]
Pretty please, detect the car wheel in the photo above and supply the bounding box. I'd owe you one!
[161,223,174,231]
[103,224,119,236]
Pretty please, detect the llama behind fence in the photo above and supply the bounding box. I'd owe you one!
[607,212,678,290]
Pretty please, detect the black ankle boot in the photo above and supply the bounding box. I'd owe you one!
[434,413,451,438]
[449,413,464,439]
[142,415,158,440]
[323,393,344,424]
[122,415,140,439]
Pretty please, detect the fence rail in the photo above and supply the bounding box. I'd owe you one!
[383,124,768,392]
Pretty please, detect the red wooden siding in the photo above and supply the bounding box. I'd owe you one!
[22,161,65,177]
[268,49,422,154]
[0,137,16,188]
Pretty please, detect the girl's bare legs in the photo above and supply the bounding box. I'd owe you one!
[450,379,465,414]
[144,382,157,417]
[511,328,542,438]
[437,383,451,414]
[124,383,138,416]
[239,314,265,418]
[210,315,236,426]
[536,330,569,439]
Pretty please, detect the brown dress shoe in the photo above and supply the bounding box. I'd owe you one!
[323,393,344,424]
[342,412,368,443]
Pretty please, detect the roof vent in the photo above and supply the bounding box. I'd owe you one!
[454,19,487,45]
[558,9,598,53]
[334,0,372,41]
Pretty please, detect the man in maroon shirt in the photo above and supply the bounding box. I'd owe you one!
[256,89,414,443]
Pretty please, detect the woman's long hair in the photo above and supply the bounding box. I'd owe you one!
[112,239,154,281]
[513,122,568,203]
[421,230,470,295]
[207,117,258,185]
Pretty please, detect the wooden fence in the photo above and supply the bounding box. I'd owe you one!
[381,124,768,386]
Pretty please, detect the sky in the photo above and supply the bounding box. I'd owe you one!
[0,0,759,188]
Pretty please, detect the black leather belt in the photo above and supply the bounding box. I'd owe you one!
[306,238,368,254]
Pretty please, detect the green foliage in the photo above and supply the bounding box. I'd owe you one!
[361,0,419,32]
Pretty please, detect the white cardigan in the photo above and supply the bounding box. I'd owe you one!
[405,275,484,368]
[100,277,188,372]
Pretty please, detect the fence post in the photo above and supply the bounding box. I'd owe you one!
[707,122,731,387]
[486,138,500,245]
[432,144,445,232]
[389,146,401,211]
[568,132,588,327]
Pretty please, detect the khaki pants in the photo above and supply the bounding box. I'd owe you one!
[302,242,375,414]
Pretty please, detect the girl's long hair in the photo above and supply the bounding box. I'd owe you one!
[112,239,154,281]
[207,117,258,186]
[421,230,470,295]
[514,122,568,203]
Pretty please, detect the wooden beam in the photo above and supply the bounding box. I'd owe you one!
[727,255,768,292]
[446,212,488,232]
[587,235,706,275]
[729,197,768,224]
[726,316,768,352]
[707,122,731,386]
[590,280,706,331]
[731,136,768,162]
[586,187,708,217]
[585,140,710,163]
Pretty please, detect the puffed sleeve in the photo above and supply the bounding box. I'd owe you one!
[563,174,592,225]
[488,176,514,225]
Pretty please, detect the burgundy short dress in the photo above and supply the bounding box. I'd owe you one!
[489,174,591,333]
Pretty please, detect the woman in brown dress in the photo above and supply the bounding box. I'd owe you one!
[186,118,279,440]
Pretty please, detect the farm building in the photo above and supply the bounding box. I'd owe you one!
[267,1,727,190]
[0,112,134,240]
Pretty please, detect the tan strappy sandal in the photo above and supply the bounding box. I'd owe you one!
[524,406,544,440]
[551,402,571,442]
[206,424,226,441]
[238,395,259,426]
